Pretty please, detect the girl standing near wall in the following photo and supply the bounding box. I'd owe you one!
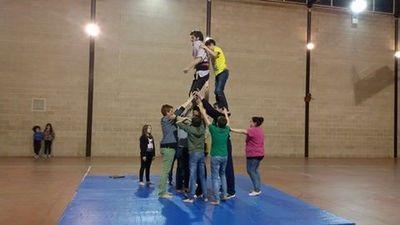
[139,124,155,186]
[43,123,55,159]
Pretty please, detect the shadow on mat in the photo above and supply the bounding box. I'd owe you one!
[135,185,155,198]
[159,199,205,225]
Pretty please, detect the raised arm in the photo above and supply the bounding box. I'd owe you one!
[181,95,194,109]
[175,95,194,117]
[200,43,217,57]
[230,128,247,135]
[193,92,221,120]
[176,117,191,132]
[198,102,211,126]
[223,108,230,126]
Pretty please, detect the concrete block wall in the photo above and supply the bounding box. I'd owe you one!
[310,8,394,157]
[0,0,395,157]
[91,0,206,156]
[212,1,306,157]
[0,0,89,156]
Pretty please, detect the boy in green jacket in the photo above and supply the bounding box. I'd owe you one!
[176,115,208,203]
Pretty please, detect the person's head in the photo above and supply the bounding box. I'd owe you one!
[32,125,41,132]
[217,116,227,128]
[142,124,152,137]
[191,116,203,128]
[161,104,174,117]
[190,30,204,42]
[205,38,216,50]
[192,105,201,117]
[45,123,53,132]
[251,117,264,127]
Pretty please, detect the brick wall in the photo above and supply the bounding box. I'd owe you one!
[0,0,395,157]
[212,1,306,157]
[310,8,394,157]
[0,0,89,156]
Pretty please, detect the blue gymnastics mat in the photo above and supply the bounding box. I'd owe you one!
[59,175,355,225]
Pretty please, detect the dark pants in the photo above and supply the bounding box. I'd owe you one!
[139,152,154,182]
[168,157,175,184]
[44,140,52,155]
[33,140,41,155]
[215,69,229,109]
[189,73,209,94]
[177,148,190,190]
[226,138,235,195]
[169,147,189,190]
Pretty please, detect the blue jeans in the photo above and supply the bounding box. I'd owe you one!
[211,156,228,201]
[215,69,229,109]
[246,158,263,192]
[188,152,207,199]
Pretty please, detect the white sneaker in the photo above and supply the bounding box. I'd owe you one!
[34,155,39,159]
[225,194,236,199]
[249,191,262,196]
[183,198,194,203]
[210,200,220,205]
[139,182,145,186]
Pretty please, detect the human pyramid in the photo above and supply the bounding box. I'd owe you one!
[139,30,265,205]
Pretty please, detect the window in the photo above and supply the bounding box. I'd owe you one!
[333,0,350,8]
[374,0,393,13]
[32,98,46,112]
[317,0,333,6]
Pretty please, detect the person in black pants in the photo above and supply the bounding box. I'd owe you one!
[32,125,43,159]
[183,31,210,95]
[168,146,190,191]
[177,146,190,191]
[168,116,191,191]
[171,144,190,193]
[139,124,156,186]
[194,92,236,198]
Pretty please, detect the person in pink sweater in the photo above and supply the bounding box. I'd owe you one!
[231,117,265,196]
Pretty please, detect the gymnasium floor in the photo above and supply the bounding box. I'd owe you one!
[0,157,398,225]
